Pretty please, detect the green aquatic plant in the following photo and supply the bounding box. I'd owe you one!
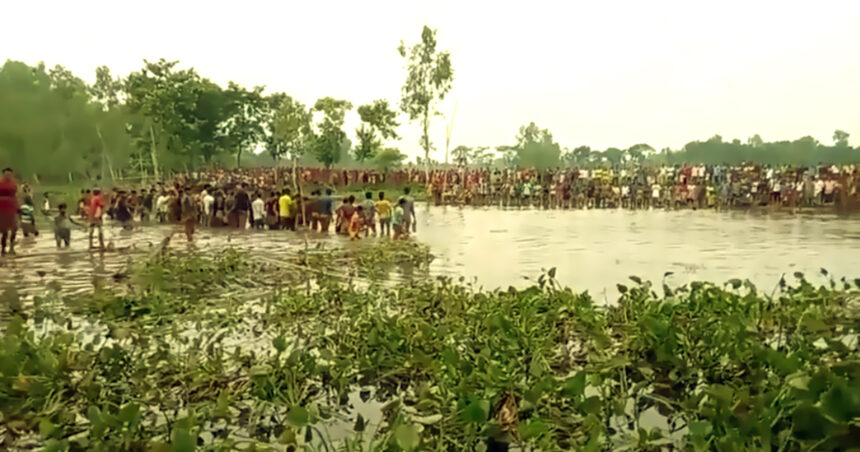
[0,251,857,451]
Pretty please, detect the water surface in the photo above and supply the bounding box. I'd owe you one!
[3,205,859,299]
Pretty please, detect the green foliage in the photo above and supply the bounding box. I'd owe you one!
[504,122,562,169]
[398,26,454,163]
[3,246,857,451]
[658,133,858,166]
[310,97,353,168]
[564,145,592,165]
[125,59,213,170]
[266,93,312,162]
[354,99,400,162]
[353,123,380,162]
[450,145,492,167]
[221,83,267,167]
[833,129,850,148]
[0,61,133,180]
[373,147,408,171]
[90,65,123,110]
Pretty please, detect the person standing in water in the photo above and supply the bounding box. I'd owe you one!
[391,198,407,239]
[278,189,293,230]
[180,189,198,242]
[114,192,134,231]
[362,192,376,237]
[53,203,81,248]
[348,205,364,240]
[375,192,392,237]
[0,168,18,256]
[251,192,265,229]
[19,197,38,237]
[202,188,215,227]
[399,187,417,235]
[319,188,335,233]
[335,196,356,235]
[234,184,251,229]
[87,189,106,250]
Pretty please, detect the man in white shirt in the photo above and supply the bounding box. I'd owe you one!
[202,190,215,227]
[651,183,661,209]
[251,193,265,229]
[814,178,825,205]
[823,179,836,204]
[155,192,168,223]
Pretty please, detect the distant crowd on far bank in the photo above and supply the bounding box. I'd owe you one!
[1,161,859,255]
[179,163,860,210]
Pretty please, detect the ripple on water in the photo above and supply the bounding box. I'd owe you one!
[3,206,860,299]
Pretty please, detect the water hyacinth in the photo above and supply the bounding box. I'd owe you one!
[0,245,857,451]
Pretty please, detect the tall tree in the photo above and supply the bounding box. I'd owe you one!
[48,64,89,101]
[602,148,624,165]
[354,99,399,162]
[451,145,471,166]
[191,80,230,164]
[221,83,266,167]
[266,93,312,162]
[511,122,561,169]
[354,125,380,162]
[569,145,592,164]
[373,147,407,171]
[471,146,493,166]
[0,61,131,181]
[398,26,454,169]
[833,129,850,147]
[124,59,206,175]
[90,66,123,110]
[451,145,490,166]
[310,97,352,168]
[747,134,764,148]
[626,143,655,163]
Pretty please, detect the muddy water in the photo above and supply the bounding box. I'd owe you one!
[422,205,860,298]
[3,205,860,299]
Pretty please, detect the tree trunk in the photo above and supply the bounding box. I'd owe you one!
[236,149,242,169]
[149,125,160,180]
[96,125,106,181]
[423,110,430,181]
[292,158,305,227]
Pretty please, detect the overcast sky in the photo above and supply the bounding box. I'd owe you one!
[3,0,859,159]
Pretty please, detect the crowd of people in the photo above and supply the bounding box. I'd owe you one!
[424,164,860,209]
[0,166,421,254]
[1,162,858,255]
[89,183,419,243]
[172,163,860,210]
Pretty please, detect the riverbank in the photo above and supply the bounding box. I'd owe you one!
[1,244,857,451]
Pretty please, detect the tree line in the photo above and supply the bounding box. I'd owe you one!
[450,124,858,170]
[1,24,857,182]
[0,26,454,181]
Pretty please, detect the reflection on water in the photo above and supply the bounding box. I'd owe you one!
[3,205,860,299]
[419,205,860,298]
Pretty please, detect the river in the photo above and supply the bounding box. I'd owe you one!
[3,205,860,299]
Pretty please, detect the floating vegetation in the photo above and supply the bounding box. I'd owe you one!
[0,247,858,451]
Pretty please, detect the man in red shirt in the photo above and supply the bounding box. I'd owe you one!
[88,189,105,250]
[0,168,18,256]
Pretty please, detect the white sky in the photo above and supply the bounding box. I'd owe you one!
[3,0,860,160]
